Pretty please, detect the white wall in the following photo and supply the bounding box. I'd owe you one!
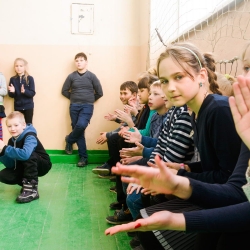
[0,0,150,150]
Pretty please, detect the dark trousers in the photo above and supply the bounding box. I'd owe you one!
[18,109,34,124]
[137,226,250,250]
[67,103,94,159]
[106,133,120,167]
[194,231,250,250]
[106,133,134,207]
[0,152,51,185]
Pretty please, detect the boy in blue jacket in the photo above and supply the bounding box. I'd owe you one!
[0,111,52,203]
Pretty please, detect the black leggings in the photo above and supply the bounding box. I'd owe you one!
[18,109,34,124]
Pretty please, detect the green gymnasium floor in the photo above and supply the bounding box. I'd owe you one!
[0,163,130,250]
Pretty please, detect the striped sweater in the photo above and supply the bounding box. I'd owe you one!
[149,105,194,164]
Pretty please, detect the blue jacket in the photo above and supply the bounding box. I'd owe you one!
[8,75,36,110]
[0,124,39,168]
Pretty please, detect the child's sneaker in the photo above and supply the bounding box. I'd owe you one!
[16,179,39,203]
[106,207,133,224]
[92,162,111,175]
[65,135,73,155]
[109,186,117,193]
[77,157,88,167]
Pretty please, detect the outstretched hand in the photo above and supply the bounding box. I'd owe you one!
[229,76,250,148]
[104,113,117,121]
[96,132,107,144]
[112,155,190,197]
[105,210,185,235]
[114,109,133,126]
[122,127,142,143]
[120,156,143,165]
[119,141,144,158]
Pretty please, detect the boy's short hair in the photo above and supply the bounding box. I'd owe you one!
[75,52,87,61]
[150,80,161,88]
[120,81,138,93]
[138,74,159,91]
[150,80,166,98]
[6,111,26,124]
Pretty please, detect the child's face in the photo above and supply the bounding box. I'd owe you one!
[138,88,149,104]
[148,86,166,111]
[14,60,26,76]
[75,57,88,71]
[243,45,250,77]
[159,57,200,107]
[6,118,26,137]
[120,88,135,105]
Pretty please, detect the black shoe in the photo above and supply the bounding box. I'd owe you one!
[109,186,117,194]
[16,179,39,203]
[132,245,145,250]
[106,208,133,225]
[130,235,141,248]
[109,201,123,210]
[77,157,88,167]
[65,136,73,155]
[109,176,116,182]
[98,173,112,179]
[127,232,137,237]
[92,162,111,175]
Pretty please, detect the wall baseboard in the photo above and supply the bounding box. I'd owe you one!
[46,150,109,164]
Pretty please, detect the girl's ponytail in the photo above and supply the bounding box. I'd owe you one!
[204,53,222,95]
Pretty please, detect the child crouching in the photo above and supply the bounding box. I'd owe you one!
[0,111,52,203]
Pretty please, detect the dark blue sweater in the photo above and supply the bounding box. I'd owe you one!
[8,75,36,110]
[184,142,250,232]
[178,94,241,184]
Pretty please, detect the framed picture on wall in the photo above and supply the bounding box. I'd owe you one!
[71,3,94,34]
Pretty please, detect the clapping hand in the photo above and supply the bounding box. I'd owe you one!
[21,84,25,93]
[122,127,142,143]
[229,75,250,148]
[104,113,117,121]
[120,141,144,158]
[8,84,15,93]
[96,132,107,144]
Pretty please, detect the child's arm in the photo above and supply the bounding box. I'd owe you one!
[104,113,120,123]
[21,76,36,97]
[8,78,15,98]
[114,109,134,127]
[1,136,37,161]
[92,74,103,101]
[0,74,7,97]
[62,75,72,99]
[0,140,15,168]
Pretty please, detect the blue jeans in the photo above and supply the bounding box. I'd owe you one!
[67,103,94,159]
[126,187,143,220]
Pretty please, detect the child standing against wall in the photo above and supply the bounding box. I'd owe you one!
[62,52,103,167]
[0,72,7,140]
[8,58,36,124]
